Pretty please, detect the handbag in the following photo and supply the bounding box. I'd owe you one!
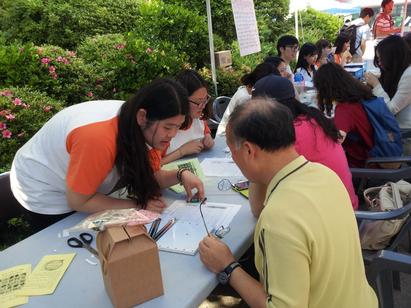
[360,180,411,250]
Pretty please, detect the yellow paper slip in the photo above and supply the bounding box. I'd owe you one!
[0,264,31,308]
[16,253,75,296]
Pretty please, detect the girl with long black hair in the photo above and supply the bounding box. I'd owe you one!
[10,79,204,230]
[314,62,375,168]
[294,43,318,85]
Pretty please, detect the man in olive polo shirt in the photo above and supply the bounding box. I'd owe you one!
[199,98,377,307]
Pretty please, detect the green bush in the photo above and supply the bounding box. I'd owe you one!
[78,33,188,101]
[199,67,243,97]
[0,43,94,104]
[0,87,64,173]
[0,0,141,49]
[136,0,208,67]
[292,8,343,44]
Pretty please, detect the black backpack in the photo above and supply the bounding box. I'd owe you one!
[339,23,360,55]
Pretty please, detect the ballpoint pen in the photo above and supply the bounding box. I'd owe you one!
[149,218,161,238]
[153,218,177,241]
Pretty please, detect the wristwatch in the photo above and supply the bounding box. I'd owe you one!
[217,261,241,285]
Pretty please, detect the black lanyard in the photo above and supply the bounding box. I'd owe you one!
[266,160,309,202]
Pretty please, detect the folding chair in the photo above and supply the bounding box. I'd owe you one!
[208,96,231,125]
[367,250,411,308]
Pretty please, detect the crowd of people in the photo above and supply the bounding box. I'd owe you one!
[8,0,411,307]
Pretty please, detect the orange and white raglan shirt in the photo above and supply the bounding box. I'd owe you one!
[10,100,161,215]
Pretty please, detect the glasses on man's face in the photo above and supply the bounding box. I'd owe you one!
[286,45,299,51]
[189,94,211,107]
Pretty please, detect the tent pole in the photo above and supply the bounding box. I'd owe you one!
[401,0,409,36]
[206,0,218,96]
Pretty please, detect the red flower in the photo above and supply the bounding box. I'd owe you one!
[86,91,94,98]
[0,122,6,130]
[2,129,12,139]
[41,57,51,65]
[115,43,126,50]
[5,114,15,121]
[13,98,22,106]
[0,90,13,97]
[44,105,53,112]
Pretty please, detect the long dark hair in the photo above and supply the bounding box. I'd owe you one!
[314,62,375,116]
[295,43,318,74]
[115,79,189,206]
[278,97,341,142]
[176,69,210,120]
[315,39,332,60]
[375,35,411,98]
[241,62,279,85]
[334,33,350,55]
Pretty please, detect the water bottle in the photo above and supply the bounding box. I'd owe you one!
[293,72,305,95]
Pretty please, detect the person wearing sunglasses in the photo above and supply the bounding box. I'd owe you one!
[161,69,214,164]
[199,98,377,308]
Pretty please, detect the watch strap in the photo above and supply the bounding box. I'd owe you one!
[224,261,241,275]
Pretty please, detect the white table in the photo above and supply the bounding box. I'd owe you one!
[0,136,257,308]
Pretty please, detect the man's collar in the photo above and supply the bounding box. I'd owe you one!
[264,156,307,205]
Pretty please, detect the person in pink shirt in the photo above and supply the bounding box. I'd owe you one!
[252,74,359,209]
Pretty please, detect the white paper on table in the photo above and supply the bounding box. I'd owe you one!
[153,200,241,255]
[200,158,243,177]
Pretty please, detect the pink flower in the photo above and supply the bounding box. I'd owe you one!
[67,51,76,57]
[5,114,15,121]
[56,56,64,63]
[146,47,153,54]
[86,91,94,98]
[48,65,56,73]
[0,90,13,97]
[112,87,117,93]
[115,43,125,50]
[2,129,12,139]
[41,57,51,65]
[12,98,22,106]
[51,73,58,80]
[22,103,30,109]
[37,47,43,55]
[63,58,70,65]
[44,105,53,112]
[17,131,25,138]
[0,122,6,130]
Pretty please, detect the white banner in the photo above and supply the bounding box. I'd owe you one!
[231,0,261,56]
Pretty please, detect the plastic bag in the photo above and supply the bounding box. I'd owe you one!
[64,209,161,234]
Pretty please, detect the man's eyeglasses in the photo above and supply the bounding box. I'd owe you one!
[189,94,211,107]
[199,197,230,238]
[285,45,299,51]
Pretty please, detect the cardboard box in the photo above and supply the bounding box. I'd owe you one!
[214,50,232,68]
[97,225,164,308]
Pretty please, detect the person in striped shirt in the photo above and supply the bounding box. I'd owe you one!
[373,0,401,41]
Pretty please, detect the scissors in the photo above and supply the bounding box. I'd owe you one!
[67,232,98,256]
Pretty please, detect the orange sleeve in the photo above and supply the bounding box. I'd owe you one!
[66,119,117,195]
[203,120,211,134]
[148,148,162,172]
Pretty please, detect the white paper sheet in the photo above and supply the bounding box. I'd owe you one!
[153,200,241,255]
[200,158,243,177]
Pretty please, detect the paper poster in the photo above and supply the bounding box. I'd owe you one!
[162,158,205,193]
[0,264,31,307]
[17,254,75,296]
[231,0,261,56]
